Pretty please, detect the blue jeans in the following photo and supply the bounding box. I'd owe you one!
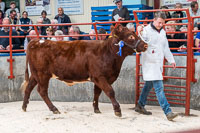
[138,80,172,115]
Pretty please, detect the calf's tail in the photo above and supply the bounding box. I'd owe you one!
[20,50,29,93]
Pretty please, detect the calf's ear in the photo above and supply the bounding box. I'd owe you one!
[116,24,123,32]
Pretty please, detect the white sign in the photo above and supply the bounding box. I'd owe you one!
[25,0,51,16]
[163,0,196,5]
[56,0,83,15]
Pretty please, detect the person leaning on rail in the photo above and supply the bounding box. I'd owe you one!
[0,17,20,51]
[112,0,130,27]
[135,11,178,121]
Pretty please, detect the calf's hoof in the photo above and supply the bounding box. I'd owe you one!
[53,110,61,114]
[115,111,122,117]
[22,106,27,112]
[94,109,101,113]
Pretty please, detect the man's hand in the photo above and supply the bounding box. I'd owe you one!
[6,45,13,50]
[137,25,144,35]
[0,45,5,50]
[171,62,176,69]
[118,17,125,21]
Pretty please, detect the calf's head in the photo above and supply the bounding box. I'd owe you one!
[111,24,148,52]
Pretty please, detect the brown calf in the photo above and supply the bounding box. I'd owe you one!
[21,24,147,117]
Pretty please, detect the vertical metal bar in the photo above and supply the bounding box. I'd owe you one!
[8,26,15,79]
[93,23,99,40]
[33,25,40,39]
[135,53,140,105]
[185,9,192,116]
[133,11,140,105]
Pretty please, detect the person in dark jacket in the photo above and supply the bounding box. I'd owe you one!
[112,0,130,27]
[54,7,71,34]
[166,21,186,52]
[41,10,51,36]
[0,18,20,50]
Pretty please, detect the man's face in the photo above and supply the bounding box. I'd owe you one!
[2,19,10,31]
[56,36,64,41]
[175,4,182,9]
[10,4,16,9]
[11,12,17,18]
[192,4,199,12]
[165,26,175,33]
[116,1,122,8]
[153,18,165,30]
[58,8,63,16]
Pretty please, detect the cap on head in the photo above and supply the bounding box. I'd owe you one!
[113,0,122,4]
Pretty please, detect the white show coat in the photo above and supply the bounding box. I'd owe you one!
[141,24,175,81]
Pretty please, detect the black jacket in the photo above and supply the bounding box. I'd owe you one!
[0,29,21,49]
[54,14,71,34]
[112,7,130,27]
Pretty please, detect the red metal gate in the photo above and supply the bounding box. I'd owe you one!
[134,8,195,115]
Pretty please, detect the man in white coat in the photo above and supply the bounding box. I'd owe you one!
[135,11,178,121]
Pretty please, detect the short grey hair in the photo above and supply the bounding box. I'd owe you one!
[55,30,64,36]
[154,11,166,20]
[126,23,135,29]
[71,25,81,34]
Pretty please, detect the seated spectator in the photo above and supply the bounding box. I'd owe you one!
[50,19,58,32]
[126,23,135,32]
[46,27,55,40]
[24,30,37,50]
[83,29,96,40]
[0,18,20,51]
[0,0,5,13]
[36,18,43,34]
[51,30,69,41]
[5,1,20,19]
[160,6,171,19]
[98,28,108,40]
[189,1,200,26]
[9,10,19,31]
[165,21,186,52]
[0,10,4,26]
[18,11,32,40]
[172,3,186,23]
[68,25,82,40]
[41,10,51,36]
[54,7,71,34]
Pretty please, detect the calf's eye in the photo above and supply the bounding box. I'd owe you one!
[128,35,135,40]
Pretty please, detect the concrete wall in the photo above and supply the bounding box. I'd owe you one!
[0,55,200,110]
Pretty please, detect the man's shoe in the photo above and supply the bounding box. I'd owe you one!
[166,112,178,121]
[135,104,152,115]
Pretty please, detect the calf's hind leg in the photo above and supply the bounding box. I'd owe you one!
[93,85,102,113]
[22,76,37,112]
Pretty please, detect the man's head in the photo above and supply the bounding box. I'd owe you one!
[89,29,95,40]
[191,1,198,12]
[22,11,28,18]
[98,28,107,40]
[28,30,37,40]
[41,10,47,19]
[10,10,17,18]
[2,18,11,31]
[126,23,135,32]
[58,7,64,16]
[69,25,81,40]
[165,21,176,34]
[10,1,16,9]
[113,0,122,9]
[175,3,182,9]
[55,30,64,41]
[153,11,166,30]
